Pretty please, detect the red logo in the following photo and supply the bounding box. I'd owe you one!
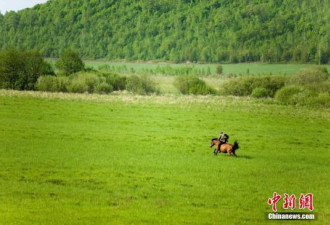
[268,192,281,212]
[268,193,314,212]
[283,193,296,210]
[299,193,314,211]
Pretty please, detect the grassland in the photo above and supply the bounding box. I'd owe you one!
[0,90,329,224]
[83,61,330,76]
[46,58,330,76]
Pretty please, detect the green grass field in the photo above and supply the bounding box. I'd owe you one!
[83,60,330,75]
[46,58,330,76]
[0,90,329,224]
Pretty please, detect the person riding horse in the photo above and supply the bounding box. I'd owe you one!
[218,131,229,151]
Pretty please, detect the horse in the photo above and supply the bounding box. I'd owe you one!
[210,138,239,156]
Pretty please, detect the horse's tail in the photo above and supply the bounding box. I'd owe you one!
[233,141,239,151]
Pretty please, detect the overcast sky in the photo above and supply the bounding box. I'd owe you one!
[0,0,48,13]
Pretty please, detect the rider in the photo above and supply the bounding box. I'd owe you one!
[218,131,229,151]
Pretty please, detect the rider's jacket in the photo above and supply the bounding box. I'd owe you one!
[219,133,229,143]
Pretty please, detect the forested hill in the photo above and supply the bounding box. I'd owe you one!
[0,0,329,63]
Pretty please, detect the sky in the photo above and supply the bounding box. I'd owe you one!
[0,0,48,13]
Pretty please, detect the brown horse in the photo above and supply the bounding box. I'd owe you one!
[210,138,239,156]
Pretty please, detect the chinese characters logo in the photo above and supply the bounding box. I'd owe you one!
[268,192,314,212]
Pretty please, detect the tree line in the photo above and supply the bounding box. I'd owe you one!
[0,48,84,90]
[0,0,329,64]
[0,48,158,95]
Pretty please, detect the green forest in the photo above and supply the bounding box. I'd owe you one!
[0,0,329,63]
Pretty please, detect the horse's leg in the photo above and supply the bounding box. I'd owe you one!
[213,149,217,155]
[217,144,221,154]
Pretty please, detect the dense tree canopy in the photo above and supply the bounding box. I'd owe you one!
[0,0,329,63]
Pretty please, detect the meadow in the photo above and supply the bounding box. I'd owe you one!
[0,90,329,224]
[84,61,330,76]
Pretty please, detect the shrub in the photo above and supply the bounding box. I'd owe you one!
[219,77,246,96]
[251,87,270,98]
[220,76,287,97]
[67,73,102,94]
[288,67,329,86]
[37,76,58,92]
[56,76,70,92]
[37,76,69,92]
[56,50,85,76]
[288,89,317,105]
[102,73,126,90]
[174,75,216,95]
[126,75,158,95]
[216,65,223,74]
[276,79,330,107]
[264,76,287,97]
[67,78,88,93]
[0,48,54,90]
[306,93,330,107]
[173,76,190,94]
[0,48,25,90]
[275,85,303,104]
[37,72,121,94]
[95,82,113,94]
[83,73,101,93]
[275,85,301,102]
[306,79,330,94]
[273,68,329,106]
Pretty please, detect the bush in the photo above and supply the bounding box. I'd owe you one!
[174,75,216,95]
[95,82,113,94]
[37,72,123,94]
[219,77,246,96]
[220,76,287,97]
[275,82,330,107]
[251,87,270,98]
[56,50,85,76]
[102,73,126,90]
[126,75,158,95]
[288,67,329,85]
[273,68,329,106]
[67,78,88,93]
[56,76,70,92]
[37,76,69,92]
[264,76,288,97]
[67,73,101,93]
[83,73,101,93]
[216,65,223,74]
[306,79,330,94]
[274,85,319,105]
[37,76,58,92]
[275,85,302,104]
[0,48,54,90]
[173,76,189,94]
[306,93,330,107]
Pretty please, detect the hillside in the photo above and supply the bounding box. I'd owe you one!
[0,0,329,63]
